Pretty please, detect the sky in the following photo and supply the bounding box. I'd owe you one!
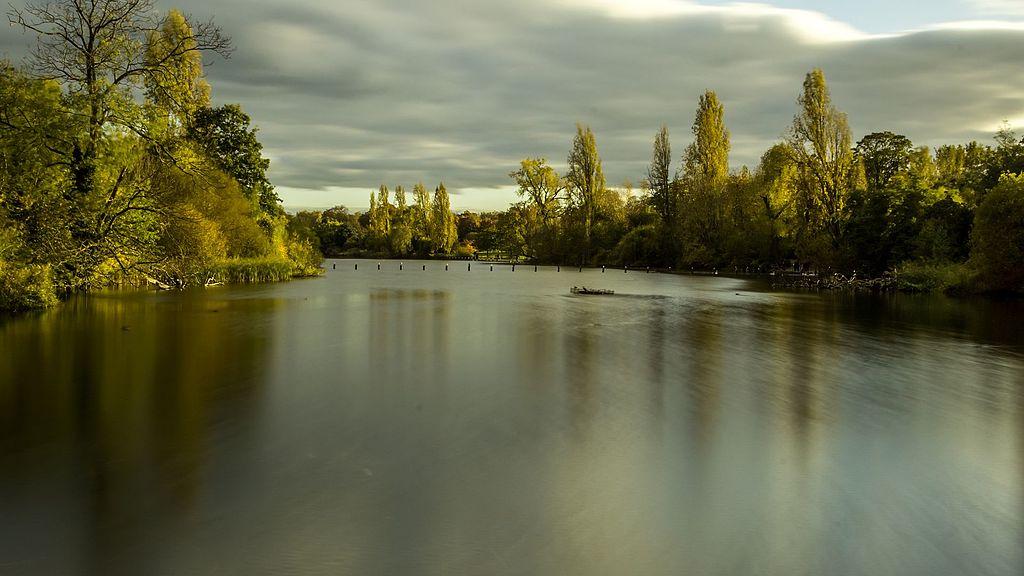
[2,0,1024,211]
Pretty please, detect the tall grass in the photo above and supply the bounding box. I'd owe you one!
[207,258,297,284]
[896,261,977,294]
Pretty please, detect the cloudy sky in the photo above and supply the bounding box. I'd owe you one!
[3,0,1024,210]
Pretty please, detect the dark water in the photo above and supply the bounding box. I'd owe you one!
[1,260,1022,576]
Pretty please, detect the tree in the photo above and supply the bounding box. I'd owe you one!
[686,91,730,189]
[936,142,991,207]
[410,182,432,253]
[510,158,563,225]
[510,157,563,260]
[7,0,230,198]
[565,124,605,264]
[369,185,391,243]
[916,196,973,262]
[457,211,481,244]
[4,2,231,287]
[679,90,730,261]
[394,185,407,212]
[787,68,857,253]
[188,104,278,215]
[430,183,457,254]
[855,132,913,192]
[144,9,211,128]
[647,125,673,225]
[972,174,1024,291]
[756,144,798,262]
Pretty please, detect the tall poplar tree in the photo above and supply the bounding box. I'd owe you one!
[431,183,457,254]
[648,125,673,222]
[565,124,605,264]
[681,90,730,256]
[787,68,856,252]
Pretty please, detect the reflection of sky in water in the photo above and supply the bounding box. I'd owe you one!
[0,262,1022,576]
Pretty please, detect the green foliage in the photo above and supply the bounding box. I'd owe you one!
[145,9,211,126]
[188,104,279,215]
[0,5,313,311]
[857,132,913,192]
[788,68,856,253]
[7,37,1024,302]
[611,224,660,267]
[647,125,673,226]
[431,183,458,254]
[509,158,563,261]
[0,260,58,312]
[897,260,976,294]
[285,238,324,277]
[971,174,1024,292]
[678,90,731,262]
[207,258,296,284]
[565,124,605,263]
[916,196,973,262]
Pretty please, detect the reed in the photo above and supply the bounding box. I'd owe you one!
[207,258,297,284]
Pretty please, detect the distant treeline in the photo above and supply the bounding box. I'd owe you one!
[0,1,321,313]
[291,69,1024,294]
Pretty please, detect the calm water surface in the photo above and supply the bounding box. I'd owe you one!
[1,260,1022,575]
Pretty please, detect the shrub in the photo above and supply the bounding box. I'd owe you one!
[896,260,976,294]
[285,238,323,277]
[454,243,476,259]
[0,260,59,312]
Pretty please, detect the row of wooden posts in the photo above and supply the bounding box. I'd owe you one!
[331,262,654,273]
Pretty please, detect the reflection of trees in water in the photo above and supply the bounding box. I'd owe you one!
[0,292,276,572]
[523,304,557,393]
[564,307,597,438]
[364,289,455,575]
[777,300,829,454]
[646,303,666,430]
[685,305,722,453]
[368,289,451,388]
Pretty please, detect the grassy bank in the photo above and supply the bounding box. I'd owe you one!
[896,261,978,295]
[206,257,321,285]
[1,255,323,315]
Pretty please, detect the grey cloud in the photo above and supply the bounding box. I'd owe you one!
[2,0,1023,208]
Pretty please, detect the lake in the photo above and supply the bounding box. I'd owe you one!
[1,260,1022,575]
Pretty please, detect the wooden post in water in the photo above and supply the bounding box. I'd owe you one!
[423,265,426,271]
[468,263,471,271]
[557,265,560,272]
[355,263,358,271]
[490,265,494,272]
[333,263,336,270]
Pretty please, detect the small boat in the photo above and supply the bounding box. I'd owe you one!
[571,286,615,295]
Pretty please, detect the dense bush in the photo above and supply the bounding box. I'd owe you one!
[0,261,58,312]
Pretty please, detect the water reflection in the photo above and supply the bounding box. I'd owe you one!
[1,292,279,575]
[1,263,1022,576]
